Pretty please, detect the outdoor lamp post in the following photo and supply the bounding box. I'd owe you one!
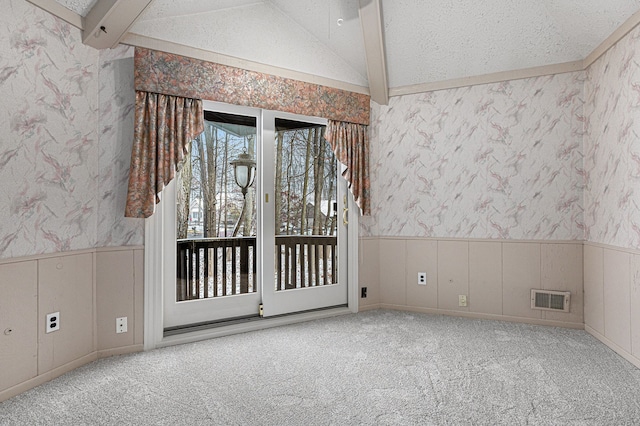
[230,151,256,198]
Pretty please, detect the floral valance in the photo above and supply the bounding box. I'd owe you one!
[134,47,370,125]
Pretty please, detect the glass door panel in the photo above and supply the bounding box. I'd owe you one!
[261,110,348,317]
[164,104,348,329]
[164,104,261,328]
[273,118,338,291]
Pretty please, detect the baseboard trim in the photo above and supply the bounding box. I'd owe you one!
[97,345,143,359]
[358,303,382,312]
[0,352,98,403]
[377,304,585,329]
[1,375,52,404]
[0,345,143,403]
[585,325,640,370]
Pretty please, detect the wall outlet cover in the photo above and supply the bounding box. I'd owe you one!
[418,272,427,285]
[116,317,128,334]
[46,312,60,333]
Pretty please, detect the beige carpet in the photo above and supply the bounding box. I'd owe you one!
[1,310,639,425]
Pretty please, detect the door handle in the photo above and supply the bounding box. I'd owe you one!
[342,195,348,226]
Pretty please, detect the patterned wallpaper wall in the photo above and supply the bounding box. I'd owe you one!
[97,45,144,247]
[0,0,142,260]
[3,0,640,258]
[364,73,586,240]
[584,25,640,251]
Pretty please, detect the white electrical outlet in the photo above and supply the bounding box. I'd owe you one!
[417,272,427,285]
[116,317,128,334]
[46,312,60,333]
[458,295,467,307]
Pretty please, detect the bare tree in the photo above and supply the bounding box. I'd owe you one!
[204,125,218,237]
[299,128,313,235]
[285,131,295,234]
[242,135,256,236]
[176,150,192,239]
[275,131,284,235]
[325,154,336,236]
[195,129,218,238]
[222,133,230,236]
[312,127,325,235]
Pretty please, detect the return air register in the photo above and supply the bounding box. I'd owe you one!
[530,289,570,312]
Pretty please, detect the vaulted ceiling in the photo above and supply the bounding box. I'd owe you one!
[33,0,640,103]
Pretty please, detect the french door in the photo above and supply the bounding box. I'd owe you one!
[163,102,348,329]
[261,110,348,317]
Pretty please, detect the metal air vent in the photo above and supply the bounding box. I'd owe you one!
[530,289,570,312]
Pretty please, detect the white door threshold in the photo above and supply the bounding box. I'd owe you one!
[155,306,353,349]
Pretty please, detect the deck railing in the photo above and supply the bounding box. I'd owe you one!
[274,235,337,290]
[176,235,337,302]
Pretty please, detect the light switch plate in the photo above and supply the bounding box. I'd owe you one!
[458,295,467,307]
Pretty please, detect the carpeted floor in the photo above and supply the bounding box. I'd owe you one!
[1,310,640,425]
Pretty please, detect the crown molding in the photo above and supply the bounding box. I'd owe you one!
[388,60,584,97]
[121,33,370,96]
[584,8,640,68]
[26,0,84,29]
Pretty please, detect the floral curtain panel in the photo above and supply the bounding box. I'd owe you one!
[125,91,204,218]
[325,120,370,216]
[127,47,371,219]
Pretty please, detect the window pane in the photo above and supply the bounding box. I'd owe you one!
[273,119,338,291]
[175,111,257,301]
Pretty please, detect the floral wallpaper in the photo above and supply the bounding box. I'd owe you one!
[361,25,640,249]
[584,24,640,251]
[97,45,144,246]
[4,0,640,258]
[0,0,98,258]
[363,73,586,240]
[0,0,142,260]
[134,48,370,126]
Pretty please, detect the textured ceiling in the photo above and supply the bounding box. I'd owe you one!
[382,0,640,87]
[54,0,640,90]
[55,0,96,16]
[131,0,368,87]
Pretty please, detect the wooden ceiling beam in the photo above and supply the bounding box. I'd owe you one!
[83,0,155,49]
[358,0,389,105]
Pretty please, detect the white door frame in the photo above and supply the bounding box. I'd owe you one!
[143,105,360,351]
